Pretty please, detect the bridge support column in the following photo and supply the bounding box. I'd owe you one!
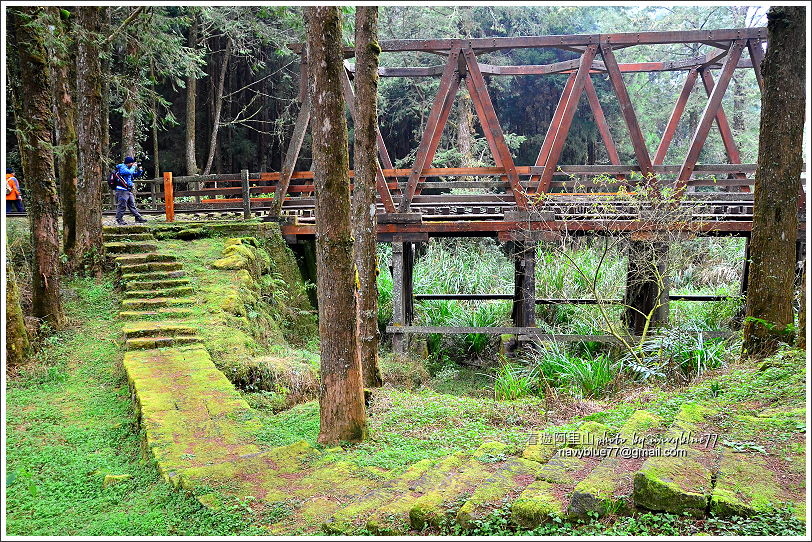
[511,241,537,328]
[391,241,415,354]
[623,239,670,335]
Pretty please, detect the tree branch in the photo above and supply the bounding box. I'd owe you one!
[102,6,145,47]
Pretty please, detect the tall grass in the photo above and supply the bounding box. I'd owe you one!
[523,344,618,399]
[492,363,537,400]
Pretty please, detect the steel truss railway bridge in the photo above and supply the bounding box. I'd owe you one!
[104,27,807,349]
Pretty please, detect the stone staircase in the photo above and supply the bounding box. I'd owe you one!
[104,225,803,534]
[315,402,800,534]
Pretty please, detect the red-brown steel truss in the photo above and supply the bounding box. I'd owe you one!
[271,27,773,233]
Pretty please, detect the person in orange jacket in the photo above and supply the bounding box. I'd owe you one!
[6,167,24,213]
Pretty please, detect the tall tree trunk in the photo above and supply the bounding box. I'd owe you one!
[150,60,160,176]
[202,37,232,175]
[6,259,31,371]
[185,15,198,175]
[75,6,106,275]
[121,36,139,158]
[742,6,806,358]
[353,6,383,389]
[48,7,79,272]
[306,6,368,445]
[11,7,65,329]
[101,7,111,167]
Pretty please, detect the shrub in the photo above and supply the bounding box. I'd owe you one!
[625,327,729,383]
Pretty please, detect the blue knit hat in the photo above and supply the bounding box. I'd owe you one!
[124,156,136,164]
[6,167,13,174]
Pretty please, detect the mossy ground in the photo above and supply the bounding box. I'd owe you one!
[5,276,807,536]
[153,232,319,401]
[4,278,266,536]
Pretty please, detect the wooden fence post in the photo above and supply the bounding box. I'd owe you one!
[241,169,251,219]
[150,178,158,210]
[163,171,174,222]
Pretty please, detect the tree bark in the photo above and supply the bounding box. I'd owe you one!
[121,36,139,158]
[75,6,106,274]
[353,6,383,389]
[150,59,160,176]
[742,7,806,358]
[623,240,670,336]
[48,7,79,271]
[6,260,31,371]
[306,6,368,445]
[202,37,232,175]
[185,15,198,175]
[11,7,65,329]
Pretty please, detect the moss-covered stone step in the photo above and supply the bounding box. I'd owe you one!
[125,335,202,350]
[122,347,263,482]
[709,449,790,518]
[103,232,155,242]
[323,454,461,534]
[121,270,186,282]
[507,421,620,528]
[511,480,565,528]
[522,419,613,464]
[103,224,150,234]
[118,261,184,274]
[104,241,158,254]
[114,253,177,266]
[122,322,198,339]
[121,297,195,311]
[341,441,511,534]
[455,456,545,529]
[568,410,662,518]
[119,307,194,320]
[123,277,191,290]
[633,403,720,517]
[124,286,195,299]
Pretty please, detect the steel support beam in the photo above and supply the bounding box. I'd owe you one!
[531,72,577,187]
[584,76,622,170]
[747,39,765,92]
[654,68,699,165]
[601,43,655,181]
[340,67,397,212]
[536,45,599,193]
[677,41,745,186]
[401,48,461,212]
[462,47,528,208]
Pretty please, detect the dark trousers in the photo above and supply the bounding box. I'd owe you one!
[115,190,144,223]
[6,199,24,213]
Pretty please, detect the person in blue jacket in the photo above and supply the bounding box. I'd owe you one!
[114,156,148,225]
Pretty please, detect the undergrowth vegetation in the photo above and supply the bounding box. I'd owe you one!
[377,236,747,400]
[5,277,264,536]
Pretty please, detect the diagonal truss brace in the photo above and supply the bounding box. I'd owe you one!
[654,68,699,165]
[340,67,397,212]
[462,47,528,208]
[400,48,462,211]
[677,40,745,186]
[535,45,599,193]
[600,43,655,183]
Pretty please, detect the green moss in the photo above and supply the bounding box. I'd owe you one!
[511,481,563,528]
[632,461,709,517]
[710,451,783,518]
